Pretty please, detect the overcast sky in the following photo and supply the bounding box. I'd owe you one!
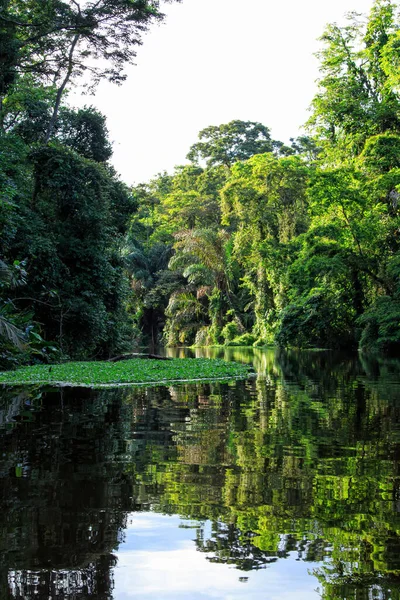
[71,0,375,185]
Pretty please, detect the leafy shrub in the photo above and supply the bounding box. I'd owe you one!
[360,134,400,173]
[276,288,355,349]
[221,321,240,343]
[194,326,218,347]
[358,296,400,353]
[225,333,257,347]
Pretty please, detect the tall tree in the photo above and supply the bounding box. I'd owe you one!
[308,0,400,158]
[19,143,134,357]
[0,0,180,138]
[186,120,276,167]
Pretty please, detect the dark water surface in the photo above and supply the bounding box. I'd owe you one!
[1,348,400,599]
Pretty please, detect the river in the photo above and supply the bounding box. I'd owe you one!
[1,348,400,599]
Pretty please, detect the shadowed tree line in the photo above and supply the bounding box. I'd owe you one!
[0,0,180,367]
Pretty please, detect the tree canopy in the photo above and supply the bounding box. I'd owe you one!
[0,0,178,364]
[0,0,180,138]
[128,0,400,353]
[186,120,276,167]
[2,0,400,362]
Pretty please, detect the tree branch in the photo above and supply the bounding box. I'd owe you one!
[45,33,80,142]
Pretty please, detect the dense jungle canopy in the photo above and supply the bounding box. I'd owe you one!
[1,0,400,366]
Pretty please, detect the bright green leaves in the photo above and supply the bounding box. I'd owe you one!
[308,0,400,160]
[359,133,400,174]
[127,0,400,353]
[0,357,251,387]
[222,154,308,242]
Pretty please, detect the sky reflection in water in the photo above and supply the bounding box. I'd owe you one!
[115,512,321,600]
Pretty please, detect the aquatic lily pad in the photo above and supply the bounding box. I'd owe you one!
[0,358,252,388]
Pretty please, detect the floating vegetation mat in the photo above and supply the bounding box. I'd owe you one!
[0,358,252,388]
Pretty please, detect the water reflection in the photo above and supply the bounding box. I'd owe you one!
[0,387,130,599]
[1,350,400,599]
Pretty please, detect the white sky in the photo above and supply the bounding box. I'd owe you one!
[72,0,375,185]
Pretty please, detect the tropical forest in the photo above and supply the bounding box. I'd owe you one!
[2,0,400,599]
[1,0,400,365]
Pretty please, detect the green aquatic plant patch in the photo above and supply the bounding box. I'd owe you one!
[0,358,251,387]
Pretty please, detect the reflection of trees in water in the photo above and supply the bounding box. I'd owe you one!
[313,562,400,600]
[0,386,132,599]
[8,557,116,600]
[128,351,400,597]
[196,521,278,571]
[2,350,400,598]
[195,522,329,571]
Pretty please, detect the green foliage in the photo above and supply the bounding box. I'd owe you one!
[130,0,400,354]
[186,120,275,167]
[0,357,251,386]
[276,288,355,349]
[0,0,18,99]
[221,321,240,343]
[193,325,220,346]
[358,295,400,352]
[359,133,400,173]
[0,0,183,365]
[164,290,206,346]
[225,332,257,347]
[126,239,179,345]
[3,0,179,89]
[25,143,131,358]
[1,102,134,364]
[307,0,400,158]
[3,0,400,358]
[0,132,31,252]
[57,106,113,162]
[358,252,400,352]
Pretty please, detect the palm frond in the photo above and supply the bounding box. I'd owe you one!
[0,260,11,285]
[127,249,149,271]
[183,263,213,286]
[0,315,25,350]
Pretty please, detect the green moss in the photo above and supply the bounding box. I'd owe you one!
[0,358,251,388]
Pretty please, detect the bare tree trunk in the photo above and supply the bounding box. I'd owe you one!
[44,33,79,142]
[0,95,5,131]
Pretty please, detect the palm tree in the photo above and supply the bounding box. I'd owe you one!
[170,227,231,293]
[126,241,179,345]
[166,228,245,344]
[0,259,25,349]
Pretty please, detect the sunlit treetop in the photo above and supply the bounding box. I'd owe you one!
[307,0,400,158]
[186,120,276,168]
